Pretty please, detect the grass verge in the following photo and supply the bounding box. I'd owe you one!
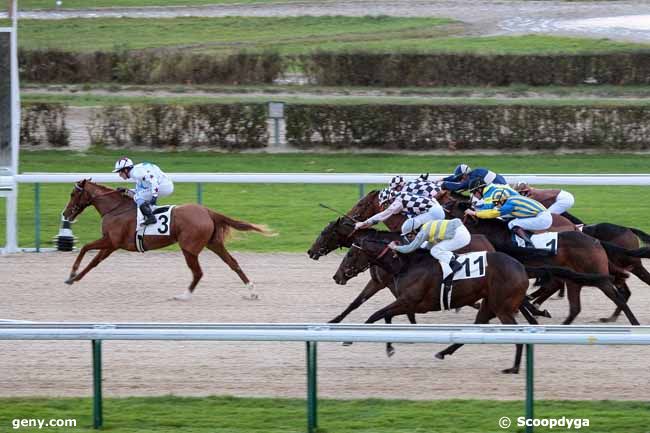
[0,396,648,433]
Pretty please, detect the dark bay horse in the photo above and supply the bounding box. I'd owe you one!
[333,238,612,374]
[308,216,495,327]
[62,179,272,300]
[439,196,644,325]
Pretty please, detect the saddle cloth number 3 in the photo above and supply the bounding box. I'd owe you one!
[453,251,488,281]
[137,206,174,236]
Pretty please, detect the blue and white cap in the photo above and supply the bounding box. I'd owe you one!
[453,164,471,177]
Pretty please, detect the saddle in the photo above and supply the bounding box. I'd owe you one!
[512,231,558,255]
[135,205,175,252]
[438,251,488,310]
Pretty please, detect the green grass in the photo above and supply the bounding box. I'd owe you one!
[17,16,456,53]
[10,0,317,10]
[0,396,648,432]
[16,17,650,55]
[22,92,650,107]
[2,151,649,252]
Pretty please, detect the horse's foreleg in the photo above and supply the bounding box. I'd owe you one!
[172,250,203,301]
[207,243,256,300]
[436,301,494,361]
[69,248,116,284]
[562,282,582,325]
[66,237,112,284]
[330,279,385,323]
[365,299,410,325]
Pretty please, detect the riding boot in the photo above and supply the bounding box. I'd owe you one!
[139,203,156,225]
[513,226,535,248]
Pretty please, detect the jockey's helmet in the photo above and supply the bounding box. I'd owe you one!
[389,175,405,191]
[112,157,134,173]
[453,164,471,177]
[378,188,392,205]
[492,189,509,205]
[400,218,417,236]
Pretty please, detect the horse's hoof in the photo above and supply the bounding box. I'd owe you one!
[435,352,445,360]
[342,341,353,347]
[386,347,396,358]
[543,310,552,319]
[328,318,342,324]
[170,293,192,301]
[502,367,520,374]
[599,317,615,323]
[242,293,259,301]
[64,278,74,285]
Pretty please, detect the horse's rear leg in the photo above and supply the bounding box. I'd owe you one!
[207,242,257,300]
[66,248,116,284]
[600,280,631,323]
[495,313,522,374]
[436,302,494,360]
[596,281,640,326]
[603,263,650,322]
[66,237,112,283]
[172,250,203,301]
[562,282,582,325]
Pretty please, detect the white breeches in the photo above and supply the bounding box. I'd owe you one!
[547,190,575,214]
[430,225,472,264]
[134,181,174,205]
[508,211,553,231]
[409,203,445,229]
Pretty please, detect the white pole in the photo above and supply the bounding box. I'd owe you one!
[5,0,19,253]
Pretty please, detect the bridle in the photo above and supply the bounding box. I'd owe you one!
[69,183,126,219]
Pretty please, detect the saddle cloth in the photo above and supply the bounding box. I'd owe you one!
[439,251,488,310]
[514,231,558,254]
[135,205,175,253]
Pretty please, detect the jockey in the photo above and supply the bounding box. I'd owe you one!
[441,164,507,193]
[113,157,174,226]
[464,191,552,248]
[471,181,520,210]
[389,217,470,292]
[513,182,579,221]
[356,189,445,231]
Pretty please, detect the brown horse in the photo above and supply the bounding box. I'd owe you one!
[438,194,644,325]
[61,179,272,300]
[439,190,650,322]
[333,236,612,374]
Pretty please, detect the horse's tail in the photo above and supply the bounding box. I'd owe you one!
[208,210,275,244]
[525,266,612,288]
[629,227,650,244]
[600,240,650,262]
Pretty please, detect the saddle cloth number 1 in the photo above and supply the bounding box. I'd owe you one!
[453,251,488,281]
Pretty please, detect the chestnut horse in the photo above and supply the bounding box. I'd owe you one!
[333,237,613,374]
[62,179,272,300]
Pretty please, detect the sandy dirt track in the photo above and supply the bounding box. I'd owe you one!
[1,251,650,400]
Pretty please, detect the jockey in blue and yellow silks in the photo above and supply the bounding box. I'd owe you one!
[465,192,552,247]
[475,183,520,210]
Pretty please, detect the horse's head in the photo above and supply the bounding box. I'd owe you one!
[62,179,95,222]
[307,216,356,260]
[347,190,382,221]
[332,238,394,285]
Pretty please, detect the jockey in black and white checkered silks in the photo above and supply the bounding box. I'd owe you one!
[355,175,445,231]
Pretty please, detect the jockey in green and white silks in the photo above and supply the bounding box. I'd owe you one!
[113,157,174,225]
[389,218,471,290]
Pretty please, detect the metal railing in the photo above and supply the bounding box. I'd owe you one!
[7,172,650,252]
[1,322,649,433]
